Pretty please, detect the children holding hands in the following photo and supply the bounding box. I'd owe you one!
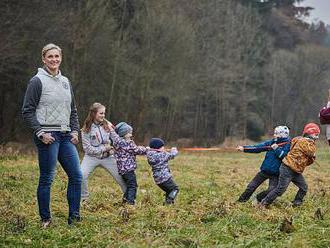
[104,118,317,209]
[105,120,180,206]
[107,121,148,205]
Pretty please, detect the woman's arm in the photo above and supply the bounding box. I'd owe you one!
[21,77,43,137]
[69,82,79,136]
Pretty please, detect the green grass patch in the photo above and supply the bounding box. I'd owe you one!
[1,147,330,247]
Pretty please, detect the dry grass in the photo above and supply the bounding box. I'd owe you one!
[1,146,330,247]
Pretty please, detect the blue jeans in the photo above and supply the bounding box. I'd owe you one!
[121,171,138,205]
[34,132,82,221]
[261,163,308,206]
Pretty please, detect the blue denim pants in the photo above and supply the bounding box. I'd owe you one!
[34,132,82,221]
[121,170,138,205]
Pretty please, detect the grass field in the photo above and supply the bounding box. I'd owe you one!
[1,146,330,247]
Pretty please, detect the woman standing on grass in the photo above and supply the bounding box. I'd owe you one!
[22,43,82,227]
[80,103,126,201]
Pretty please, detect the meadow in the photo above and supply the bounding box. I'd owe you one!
[0,145,330,247]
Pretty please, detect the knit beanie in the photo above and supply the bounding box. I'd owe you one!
[149,138,165,149]
[274,126,290,138]
[115,122,133,137]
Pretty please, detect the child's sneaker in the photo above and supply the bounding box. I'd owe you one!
[41,219,52,229]
[251,195,260,206]
[122,198,135,205]
[237,193,249,203]
[164,198,174,205]
[256,201,269,210]
[291,200,303,208]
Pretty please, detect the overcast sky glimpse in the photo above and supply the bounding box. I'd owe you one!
[297,0,330,24]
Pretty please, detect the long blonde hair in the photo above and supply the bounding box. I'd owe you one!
[81,103,108,133]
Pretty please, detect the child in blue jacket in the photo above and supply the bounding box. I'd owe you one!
[237,126,291,203]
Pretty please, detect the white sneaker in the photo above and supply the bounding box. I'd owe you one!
[41,219,52,229]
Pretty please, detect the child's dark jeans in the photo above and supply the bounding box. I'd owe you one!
[158,178,179,204]
[261,163,308,206]
[122,171,138,205]
[238,171,278,202]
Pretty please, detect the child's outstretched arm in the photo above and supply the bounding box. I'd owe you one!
[109,129,147,155]
[165,147,178,161]
[237,140,273,153]
[148,147,178,165]
[131,144,148,155]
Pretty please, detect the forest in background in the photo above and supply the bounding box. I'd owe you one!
[1,0,330,145]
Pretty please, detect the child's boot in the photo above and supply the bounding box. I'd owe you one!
[165,189,179,205]
[291,200,303,208]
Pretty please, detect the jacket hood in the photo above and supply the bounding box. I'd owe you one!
[37,67,62,79]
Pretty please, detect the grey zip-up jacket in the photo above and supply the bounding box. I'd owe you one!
[82,123,114,159]
[22,68,79,137]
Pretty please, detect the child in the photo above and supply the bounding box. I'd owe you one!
[237,126,291,203]
[260,123,320,207]
[80,103,126,201]
[108,122,147,205]
[146,138,179,204]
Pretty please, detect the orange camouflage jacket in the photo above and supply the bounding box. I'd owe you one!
[282,136,316,173]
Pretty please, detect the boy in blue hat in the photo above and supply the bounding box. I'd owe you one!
[146,138,179,204]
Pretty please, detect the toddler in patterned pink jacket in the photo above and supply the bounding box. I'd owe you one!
[108,122,147,205]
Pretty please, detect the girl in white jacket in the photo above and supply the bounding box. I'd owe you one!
[80,103,126,200]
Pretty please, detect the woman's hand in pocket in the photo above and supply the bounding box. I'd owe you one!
[41,133,55,144]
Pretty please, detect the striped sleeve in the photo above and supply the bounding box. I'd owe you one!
[69,82,79,135]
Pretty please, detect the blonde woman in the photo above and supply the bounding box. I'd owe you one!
[22,43,82,227]
[81,103,126,201]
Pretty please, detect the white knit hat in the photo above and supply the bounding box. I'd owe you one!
[274,126,290,138]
